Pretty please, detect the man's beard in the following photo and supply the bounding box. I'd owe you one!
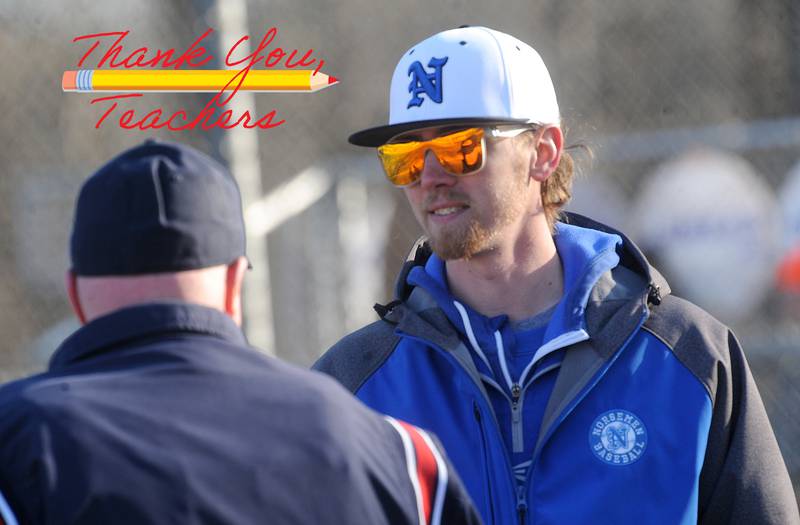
[423,170,530,261]
[425,196,522,261]
[428,216,495,260]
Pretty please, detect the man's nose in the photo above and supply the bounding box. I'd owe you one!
[419,150,456,190]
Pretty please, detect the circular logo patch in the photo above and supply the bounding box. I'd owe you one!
[589,409,647,466]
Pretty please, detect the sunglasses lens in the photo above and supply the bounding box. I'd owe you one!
[378,141,424,186]
[378,128,485,186]
[433,129,484,175]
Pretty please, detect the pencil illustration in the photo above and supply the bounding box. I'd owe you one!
[62,69,339,93]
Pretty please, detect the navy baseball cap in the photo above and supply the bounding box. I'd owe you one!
[70,139,247,276]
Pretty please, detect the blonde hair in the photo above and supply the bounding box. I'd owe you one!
[541,150,575,232]
[518,124,583,232]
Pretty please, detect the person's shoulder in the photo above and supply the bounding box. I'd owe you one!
[0,371,58,414]
[313,319,402,393]
[270,357,406,462]
[642,293,738,397]
[328,318,401,354]
[268,356,382,425]
[0,372,70,454]
[643,293,730,355]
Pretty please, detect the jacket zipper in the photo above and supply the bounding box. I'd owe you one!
[512,383,528,524]
[516,485,528,525]
[511,383,523,452]
[510,360,564,456]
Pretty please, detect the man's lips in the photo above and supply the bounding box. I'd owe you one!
[427,202,469,216]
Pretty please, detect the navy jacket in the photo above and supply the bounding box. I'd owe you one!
[0,302,480,525]
[315,214,800,525]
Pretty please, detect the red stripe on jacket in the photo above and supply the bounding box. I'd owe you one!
[398,420,439,524]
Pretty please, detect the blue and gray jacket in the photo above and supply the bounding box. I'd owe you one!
[314,213,799,525]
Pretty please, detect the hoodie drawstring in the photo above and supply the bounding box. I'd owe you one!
[453,301,493,372]
[495,331,515,394]
[455,300,515,394]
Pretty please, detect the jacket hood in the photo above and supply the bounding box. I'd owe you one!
[381,213,670,360]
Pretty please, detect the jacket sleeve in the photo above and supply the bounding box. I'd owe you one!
[644,295,799,524]
[431,433,483,525]
[382,416,483,525]
[697,331,799,524]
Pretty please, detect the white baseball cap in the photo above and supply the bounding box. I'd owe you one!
[349,26,561,147]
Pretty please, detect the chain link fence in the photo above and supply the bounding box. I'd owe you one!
[1,0,798,503]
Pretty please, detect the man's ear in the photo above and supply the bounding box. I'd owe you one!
[530,126,564,182]
[224,256,249,326]
[65,270,87,325]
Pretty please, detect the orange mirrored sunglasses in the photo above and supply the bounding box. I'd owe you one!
[377,127,534,187]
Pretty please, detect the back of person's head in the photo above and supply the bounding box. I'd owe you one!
[66,139,249,324]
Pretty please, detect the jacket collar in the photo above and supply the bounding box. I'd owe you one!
[381,212,670,351]
[559,212,670,300]
[50,302,247,371]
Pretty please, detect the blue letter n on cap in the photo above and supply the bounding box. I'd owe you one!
[407,57,448,109]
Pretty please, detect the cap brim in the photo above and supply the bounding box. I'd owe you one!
[348,117,533,147]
